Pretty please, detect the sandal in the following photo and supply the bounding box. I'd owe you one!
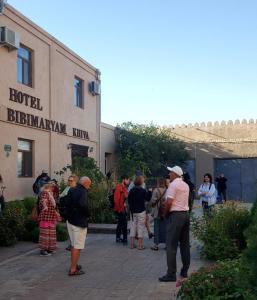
[137,246,146,250]
[68,269,85,276]
[176,277,187,287]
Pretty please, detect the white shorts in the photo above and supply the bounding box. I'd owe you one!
[67,221,87,250]
[130,211,146,238]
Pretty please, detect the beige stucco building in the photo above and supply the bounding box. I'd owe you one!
[100,122,116,176]
[0,5,101,200]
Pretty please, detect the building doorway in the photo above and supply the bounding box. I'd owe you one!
[70,144,89,164]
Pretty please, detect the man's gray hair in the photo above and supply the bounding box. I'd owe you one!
[80,176,91,183]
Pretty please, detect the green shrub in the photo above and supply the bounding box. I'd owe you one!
[177,259,244,300]
[192,203,251,260]
[22,218,38,241]
[5,200,26,215]
[93,208,116,224]
[22,197,37,215]
[0,217,17,246]
[88,182,109,223]
[0,204,26,246]
[31,227,39,243]
[239,199,257,298]
[56,224,68,241]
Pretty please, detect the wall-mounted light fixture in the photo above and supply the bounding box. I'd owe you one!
[67,143,72,150]
[4,144,11,157]
[89,147,93,153]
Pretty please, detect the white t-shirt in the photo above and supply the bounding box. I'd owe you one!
[198,183,217,206]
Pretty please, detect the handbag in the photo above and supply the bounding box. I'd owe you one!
[158,199,168,219]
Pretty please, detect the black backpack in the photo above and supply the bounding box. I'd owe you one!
[32,181,39,194]
[58,195,70,220]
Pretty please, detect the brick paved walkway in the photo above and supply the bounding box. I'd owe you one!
[0,232,206,300]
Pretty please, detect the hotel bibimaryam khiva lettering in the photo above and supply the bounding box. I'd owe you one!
[6,88,89,140]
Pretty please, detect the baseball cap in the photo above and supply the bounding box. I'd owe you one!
[42,169,48,174]
[167,166,183,177]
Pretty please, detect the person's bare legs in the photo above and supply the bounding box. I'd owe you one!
[138,238,143,249]
[70,248,80,272]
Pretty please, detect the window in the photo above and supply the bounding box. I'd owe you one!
[17,139,33,177]
[74,77,83,108]
[17,45,32,87]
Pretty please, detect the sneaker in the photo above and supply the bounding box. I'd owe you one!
[116,238,123,243]
[151,245,159,251]
[40,250,51,256]
[158,275,176,282]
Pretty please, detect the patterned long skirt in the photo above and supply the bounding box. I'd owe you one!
[38,223,57,251]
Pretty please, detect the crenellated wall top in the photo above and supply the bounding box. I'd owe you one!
[169,118,257,129]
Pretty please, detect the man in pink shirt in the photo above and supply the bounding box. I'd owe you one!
[159,166,190,282]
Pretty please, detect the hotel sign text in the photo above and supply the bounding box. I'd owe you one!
[6,88,89,140]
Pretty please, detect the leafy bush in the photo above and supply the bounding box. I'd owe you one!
[22,197,37,215]
[5,200,26,216]
[22,219,38,241]
[192,203,251,260]
[0,204,26,246]
[177,259,244,300]
[239,199,257,298]
[0,218,16,246]
[56,224,68,241]
[31,227,39,243]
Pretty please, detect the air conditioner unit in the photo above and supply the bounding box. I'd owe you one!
[0,0,7,15]
[89,81,101,96]
[0,26,20,50]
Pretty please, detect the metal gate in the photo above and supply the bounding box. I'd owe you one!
[214,158,257,203]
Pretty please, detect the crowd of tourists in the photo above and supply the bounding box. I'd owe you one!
[30,166,227,280]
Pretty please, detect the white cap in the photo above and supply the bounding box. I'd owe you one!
[42,169,48,174]
[167,166,183,177]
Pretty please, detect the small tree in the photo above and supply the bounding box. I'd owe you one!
[115,122,189,177]
[54,157,115,223]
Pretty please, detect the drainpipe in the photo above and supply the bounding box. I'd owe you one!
[96,69,101,169]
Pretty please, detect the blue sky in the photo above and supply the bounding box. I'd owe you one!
[7,0,257,126]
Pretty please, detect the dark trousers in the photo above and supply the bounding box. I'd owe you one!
[116,212,127,241]
[166,211,190,278]
[154,218,167,245]
[218,190,227,201]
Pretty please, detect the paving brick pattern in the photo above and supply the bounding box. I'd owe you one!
[0,232,207,300]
